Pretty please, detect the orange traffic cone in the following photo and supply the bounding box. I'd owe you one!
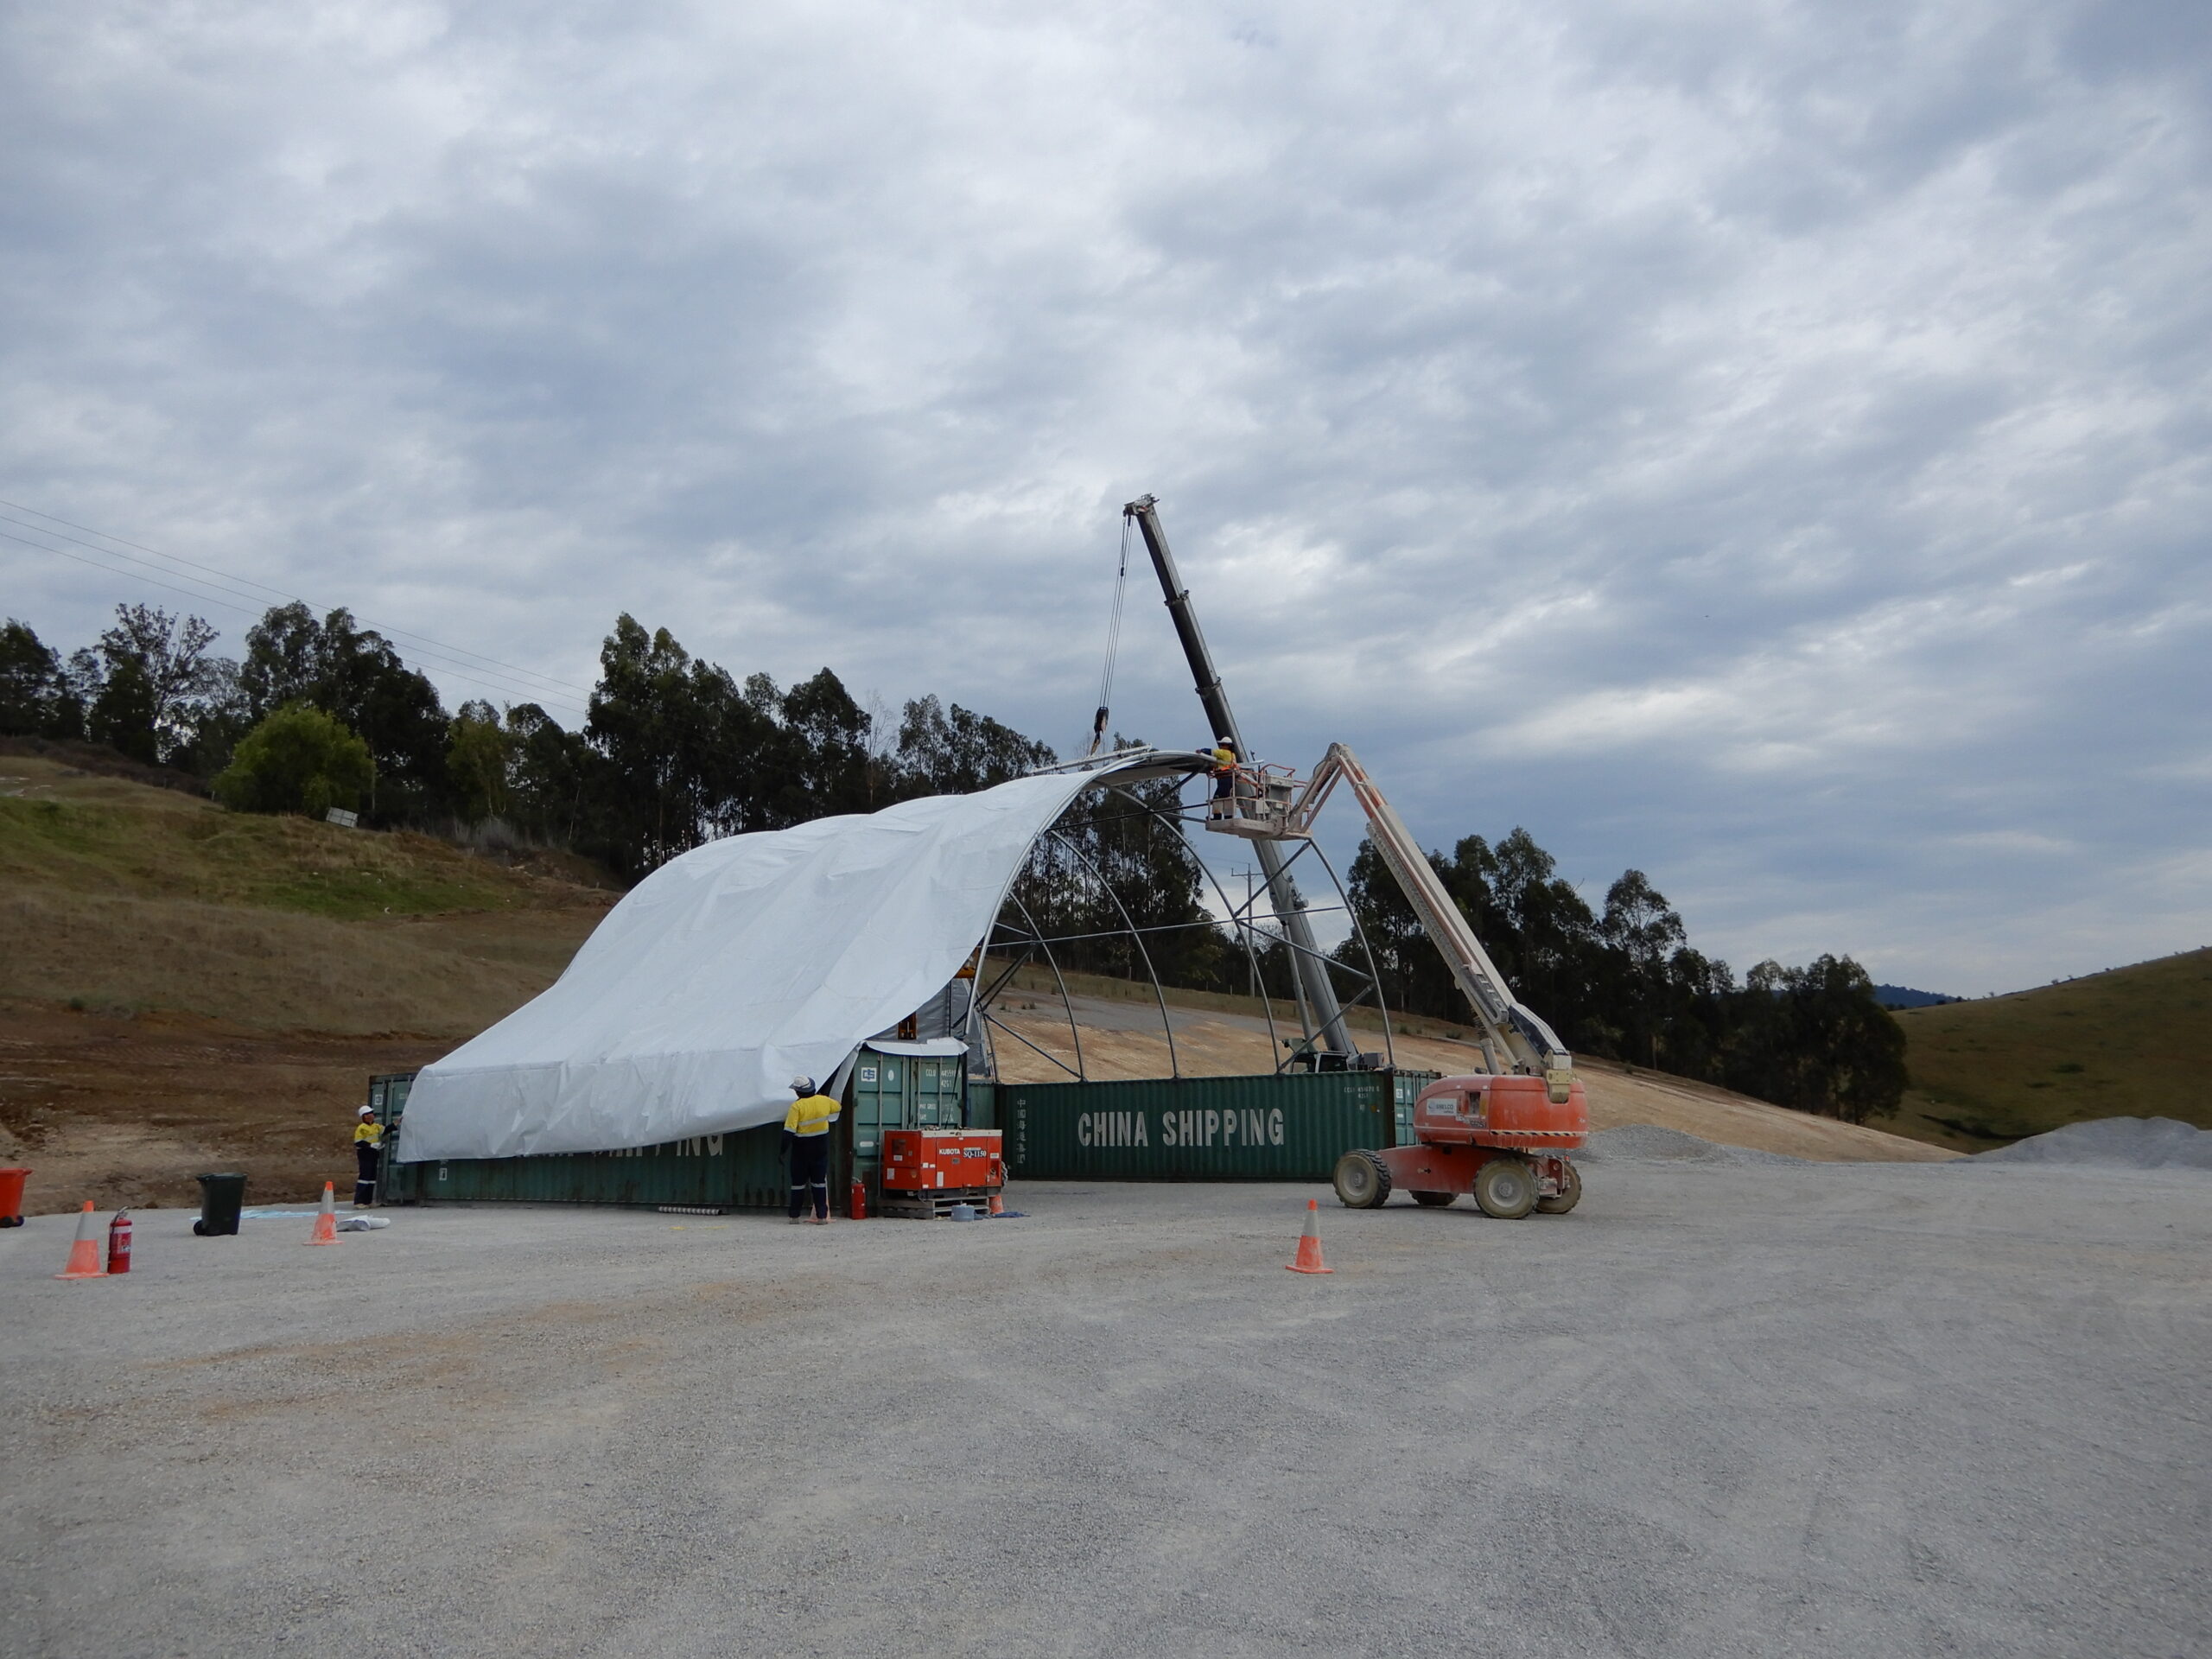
[306,1182,340,1246]
[54,1200,107,1279]
[1286,1198,1332,1274]
[987,1192,1005,1217]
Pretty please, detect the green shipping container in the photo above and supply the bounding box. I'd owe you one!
[966,1079,996,1131]
[1003,1069,1439,1183]
[848,1046,969,1203]
[391,1123,791,1210]
[374,1047,986,1212]
[1390,1068,1428,1147]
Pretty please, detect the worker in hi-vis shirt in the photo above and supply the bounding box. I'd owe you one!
[783,1075,841,1224]
[352,1106,383,1208]
[1209,737,1239,817]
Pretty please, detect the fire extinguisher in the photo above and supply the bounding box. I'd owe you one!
[848,1175,868,1220]
[107,1208,133,1274]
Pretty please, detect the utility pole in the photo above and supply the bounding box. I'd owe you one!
[1124,494,1351,1058]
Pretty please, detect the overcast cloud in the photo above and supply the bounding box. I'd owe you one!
[3,0,2206,995]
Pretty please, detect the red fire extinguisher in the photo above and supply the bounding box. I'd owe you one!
[848,1175,868,1220]
[107,1209,133,1274]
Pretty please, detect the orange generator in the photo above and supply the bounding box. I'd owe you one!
[1332,1072,1586,1218]
[879,1128,1005,1219]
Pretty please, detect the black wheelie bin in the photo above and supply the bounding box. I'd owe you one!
[194,1172,247,1236]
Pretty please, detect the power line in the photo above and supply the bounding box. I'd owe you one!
[0,526,592,717]
[0,498,594,697]
[0,497,595,703]
[3,525,590,715]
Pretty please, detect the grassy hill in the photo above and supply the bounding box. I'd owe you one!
[1889,949,2212,1149]
[0,753,614,1035]
[0,753,616,1210]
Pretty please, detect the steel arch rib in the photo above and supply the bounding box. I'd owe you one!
[1046,828,1180,1080]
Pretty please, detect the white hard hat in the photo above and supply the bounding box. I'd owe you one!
[358,1106,374,1116]
[791,1075,816,1094]
[1217,736,1233,747]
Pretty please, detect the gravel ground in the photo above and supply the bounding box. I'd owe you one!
[3,1155,2207,1658]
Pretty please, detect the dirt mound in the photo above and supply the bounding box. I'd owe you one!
[1972,1116,2212,1171]
[1578,1123,1807,1166]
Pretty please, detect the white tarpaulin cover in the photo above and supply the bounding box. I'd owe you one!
[396,767,1107,1161]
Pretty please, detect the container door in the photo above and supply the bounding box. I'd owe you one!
[851,1055,909,1200]
[372,1073,416,1203]
[914,1057,947,1125]
[1393,1072,1418,1146]
[852,1057,893,1172]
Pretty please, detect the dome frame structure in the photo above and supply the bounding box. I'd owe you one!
[396,747,1394,1164]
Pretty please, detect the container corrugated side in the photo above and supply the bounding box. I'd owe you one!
[400,1123,788,1209]
[966,1079,997,1131]
[1004,1070,1437,1181]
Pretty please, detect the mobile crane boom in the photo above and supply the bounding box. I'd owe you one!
[1290,742,1576,1102]
[1123,495,1352,1058]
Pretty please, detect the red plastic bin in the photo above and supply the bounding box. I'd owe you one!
[0,1166,29,1228]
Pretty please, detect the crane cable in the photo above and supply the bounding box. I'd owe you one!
[1084,515,1132,759]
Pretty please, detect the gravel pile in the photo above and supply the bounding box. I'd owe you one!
[1578,1122,1807,1166]
[1974,1116,2212,1170]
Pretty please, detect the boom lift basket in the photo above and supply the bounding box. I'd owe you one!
[1204,764,1307,841]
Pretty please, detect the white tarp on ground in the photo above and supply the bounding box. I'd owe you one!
[396,768,1108,1162]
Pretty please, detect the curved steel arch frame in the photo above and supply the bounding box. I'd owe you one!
[963,771,1395,1082]
[1146,794,1396,1073]
[1045,827,1181,1078]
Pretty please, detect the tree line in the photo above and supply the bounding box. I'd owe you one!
[1335,835,1907,1122]
[0,603,1049,878]
[3,599,1904,1122]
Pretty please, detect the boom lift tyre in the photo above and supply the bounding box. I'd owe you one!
[1473,1157,1538,1219]
[1332,1149,1393,1209]
[1535,1163,1583,1214]
[1410,1190,1456,1208]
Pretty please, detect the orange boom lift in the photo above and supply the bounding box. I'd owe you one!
[1122,494,1587,1218]
[1285,744,1586,1218]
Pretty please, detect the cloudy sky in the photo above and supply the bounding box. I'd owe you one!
[3,0,2206,995]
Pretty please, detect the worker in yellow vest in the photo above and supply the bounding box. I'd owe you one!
[1209,736,1239,819]
[352,1106,383,1208]
[784,1075,841,1224]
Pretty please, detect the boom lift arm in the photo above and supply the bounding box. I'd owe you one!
[1291,742,1577,1102]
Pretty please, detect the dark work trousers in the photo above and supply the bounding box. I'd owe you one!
[788,1135,831,1219]
[353,1141,379,1207]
